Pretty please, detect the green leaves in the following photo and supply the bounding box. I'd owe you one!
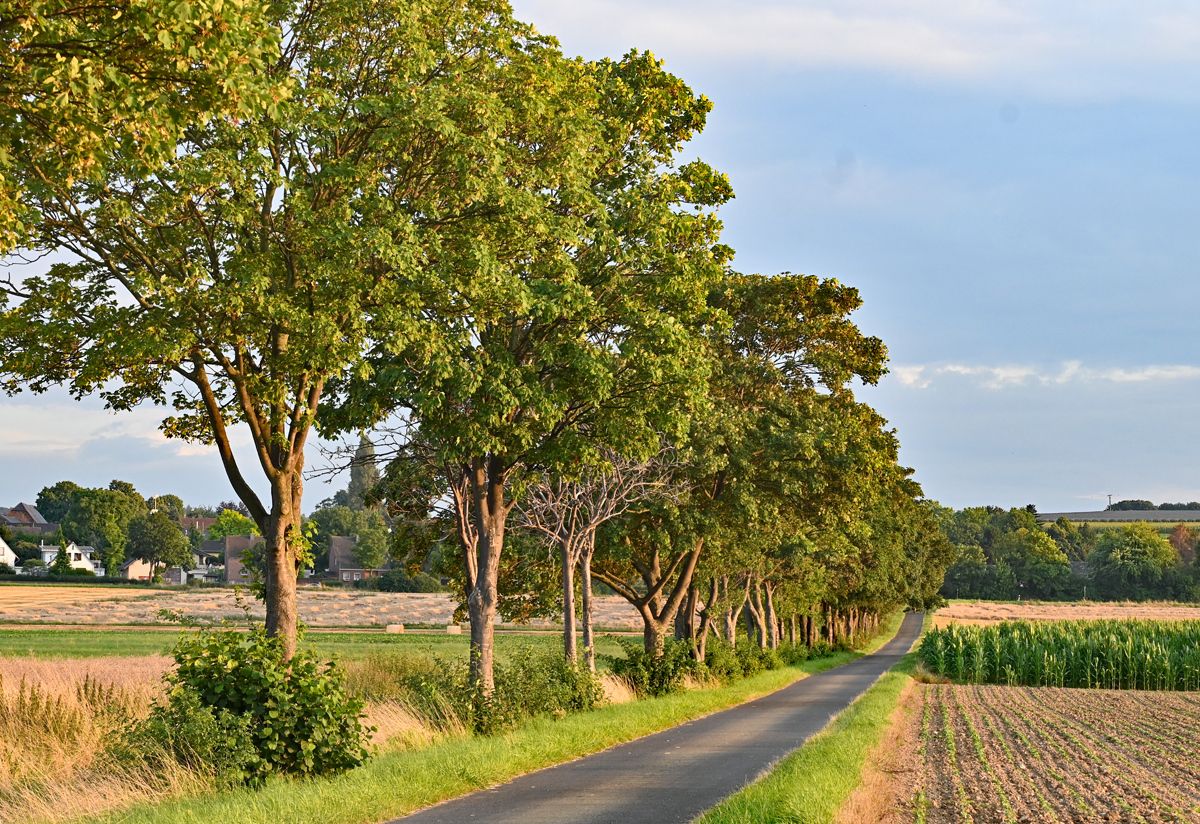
[166,623,371,781]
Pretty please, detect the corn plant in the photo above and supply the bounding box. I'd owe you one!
[918,619,1200,691]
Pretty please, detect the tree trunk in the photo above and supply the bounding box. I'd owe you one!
[720,576,738,644]
[642,604,664,656]
[696,577,717,662]
[764,582,779,650]
[674,598,688,641]
[789,614,796,645]
[561,542,577,663]
[467,455,510,694]
[581,549,596,672]
[263,470,303,661]
[593,536,705,657]
[749,580,768,648]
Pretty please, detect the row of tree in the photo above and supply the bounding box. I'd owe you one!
[1106,499,1200,511]
[937,506,1200,601]
[0,0,952,689]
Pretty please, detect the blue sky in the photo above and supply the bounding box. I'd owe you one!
[4,0,1200,513]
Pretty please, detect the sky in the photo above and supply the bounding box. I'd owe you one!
[4,0,1200,513]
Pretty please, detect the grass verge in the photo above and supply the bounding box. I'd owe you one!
[83,615,904,824]
[694,613,925,824]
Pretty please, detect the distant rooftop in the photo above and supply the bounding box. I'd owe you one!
[1038,510,1200,522]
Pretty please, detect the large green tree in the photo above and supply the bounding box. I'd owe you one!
[59,482,146,570]
[333,50,731,691]
[1,0,611,660]
[1088,522,1180,600]
[0,0,281,249]
[35,479,83,522]
[127,509,192,578]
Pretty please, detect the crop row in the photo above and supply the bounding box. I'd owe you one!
[919,618,1200,689]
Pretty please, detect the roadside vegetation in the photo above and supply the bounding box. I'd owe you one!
[0,615,901,824]
[1,0,953,821]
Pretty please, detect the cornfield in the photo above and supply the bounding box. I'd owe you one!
[919,619,1200,690]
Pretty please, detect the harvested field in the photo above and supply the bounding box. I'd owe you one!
[0,585,643,630]
[934,601,1200,628]
[902,683,1200,823]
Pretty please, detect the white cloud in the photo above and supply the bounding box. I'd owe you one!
[892,360,1200,389]
[513,0,1200,99]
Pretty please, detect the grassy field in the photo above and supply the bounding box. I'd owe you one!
[0,627,628,662]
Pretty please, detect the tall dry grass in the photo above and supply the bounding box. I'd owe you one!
[0,654,440,824]
[0,649,629,824]
[0,655,203,824]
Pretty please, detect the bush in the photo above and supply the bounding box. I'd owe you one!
[605,638,707,697]
[775,642,812,666]
[164,624,371,782]
[0,562,13,575]
[378,569,445,593]
[703,638,744,680]
[122,687,255,786]
[733,640,781,677]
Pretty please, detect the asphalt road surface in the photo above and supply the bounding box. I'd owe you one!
[390,611,924,824]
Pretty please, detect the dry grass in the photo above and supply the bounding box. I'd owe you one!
[832,680,920,824]
[0,654,206,824]
[599,673,636,704]
[0,653,448,824]
[933,600,1200,628]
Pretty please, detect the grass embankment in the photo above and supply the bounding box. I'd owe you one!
[84,616,904,824]
[696,613,924,824]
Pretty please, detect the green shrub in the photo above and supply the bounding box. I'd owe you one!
[0,562,13,575]
[704,639,744,680]
[122,687,255,786]
[605,638,707,697]
[775,642,812,666]
[166,624,371,782]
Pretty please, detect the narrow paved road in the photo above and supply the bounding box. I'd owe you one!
[391,611,923,824]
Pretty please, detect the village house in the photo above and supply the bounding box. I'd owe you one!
[198,534,264,583]
[1,502,59,537]
[0,534,18,569]
[120,547,224,584]
[37,541,105,576]
[328,535,390,583]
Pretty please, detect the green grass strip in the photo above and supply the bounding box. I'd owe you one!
[694,618,921,824]
[87,614,904,824]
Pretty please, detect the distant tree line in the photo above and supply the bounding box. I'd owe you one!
[1107,499,1200,511]
[937,505,1200,602]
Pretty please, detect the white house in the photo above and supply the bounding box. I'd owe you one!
[39,542,105,576]
[0,535,18,570]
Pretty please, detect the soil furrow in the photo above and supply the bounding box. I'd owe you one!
[901,684,1200,824]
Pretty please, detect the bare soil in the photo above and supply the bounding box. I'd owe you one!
[933,601,1200,629]
[900,683,1200,823]
[0,585,643,629]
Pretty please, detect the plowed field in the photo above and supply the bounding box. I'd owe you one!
[907,684,1200,823]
